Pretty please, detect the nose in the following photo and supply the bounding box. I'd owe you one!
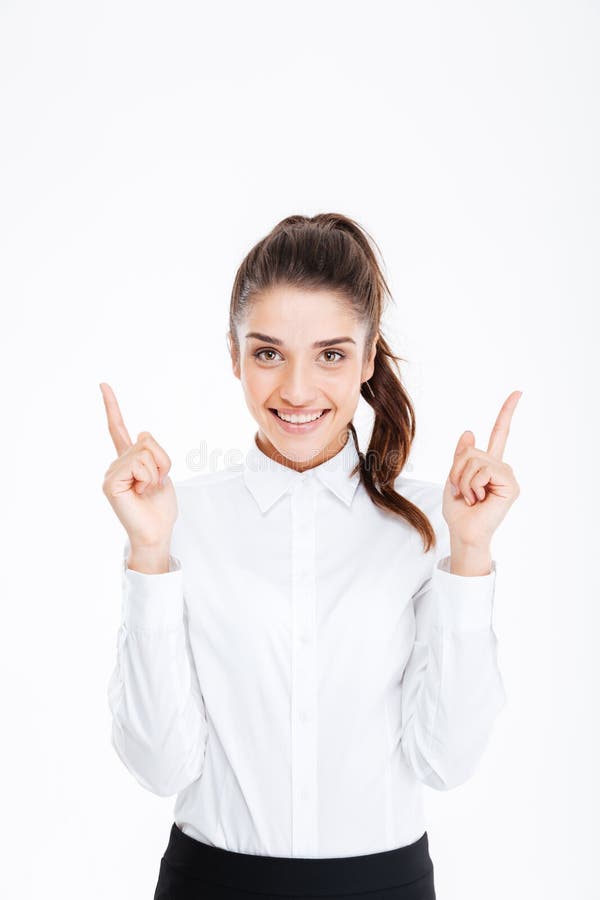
[278,360,319,406]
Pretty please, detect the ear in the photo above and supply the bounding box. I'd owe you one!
[362,333,378,381]
[227,331,241,380]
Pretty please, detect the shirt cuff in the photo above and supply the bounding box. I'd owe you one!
[121,554,184,631]
[432,555,497,631]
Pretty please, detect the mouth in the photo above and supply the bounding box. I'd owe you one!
[268,408,331,433]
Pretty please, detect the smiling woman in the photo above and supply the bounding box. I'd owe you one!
[104,212,513,900]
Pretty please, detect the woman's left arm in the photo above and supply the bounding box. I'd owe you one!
[399,391,522,790]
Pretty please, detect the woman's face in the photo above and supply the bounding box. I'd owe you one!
[229,285,377,471]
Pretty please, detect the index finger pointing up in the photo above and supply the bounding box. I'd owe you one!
[487,390,523,459]
[100,382,133,456]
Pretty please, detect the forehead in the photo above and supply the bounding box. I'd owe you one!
[245,286,361,340]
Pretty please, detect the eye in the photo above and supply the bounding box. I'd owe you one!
[320,350,345,364]
[253,348,282,363]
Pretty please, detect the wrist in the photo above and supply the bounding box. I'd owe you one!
[127,542,172,575]
[448,537,492,576]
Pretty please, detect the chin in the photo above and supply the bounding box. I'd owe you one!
[262,425,330,459]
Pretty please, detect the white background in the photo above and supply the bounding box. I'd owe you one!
[1,1,598,897]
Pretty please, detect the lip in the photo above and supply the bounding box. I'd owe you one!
[269,408,331,434]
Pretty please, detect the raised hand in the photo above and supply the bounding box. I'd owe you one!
[100,382,178,551]
[442,390,522,548]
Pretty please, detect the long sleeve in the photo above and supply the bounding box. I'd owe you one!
[107,537,209,797]
[400,529,507,791]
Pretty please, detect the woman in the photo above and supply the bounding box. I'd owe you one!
[102,212,521,899]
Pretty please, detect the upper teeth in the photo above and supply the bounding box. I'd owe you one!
[277,410,324,423]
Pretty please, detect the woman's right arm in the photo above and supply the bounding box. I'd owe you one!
[100,382,209,796]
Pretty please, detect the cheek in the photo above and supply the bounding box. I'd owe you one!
[329,370,361,404]
[243,365,275,401]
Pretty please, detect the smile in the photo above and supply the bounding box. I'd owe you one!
[269,408,331,432]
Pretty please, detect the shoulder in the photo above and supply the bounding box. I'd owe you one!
[173,464,244,492]
[171,465,245,519]
[393,473,444,517]
[169,466,246,551]
[393,474,448,554]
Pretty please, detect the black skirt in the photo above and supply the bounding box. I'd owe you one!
[153,822,436,899]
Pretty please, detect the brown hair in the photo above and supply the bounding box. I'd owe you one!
[228,212,436,553]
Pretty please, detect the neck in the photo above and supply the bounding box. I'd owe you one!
[255,428,350,473]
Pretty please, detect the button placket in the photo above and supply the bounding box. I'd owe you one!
[290,474,318,857]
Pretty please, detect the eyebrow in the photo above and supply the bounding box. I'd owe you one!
[245,332,356,349]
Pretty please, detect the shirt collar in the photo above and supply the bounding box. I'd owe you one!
[242,430,362,513]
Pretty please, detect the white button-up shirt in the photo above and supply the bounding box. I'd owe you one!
[107,431,507,858]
